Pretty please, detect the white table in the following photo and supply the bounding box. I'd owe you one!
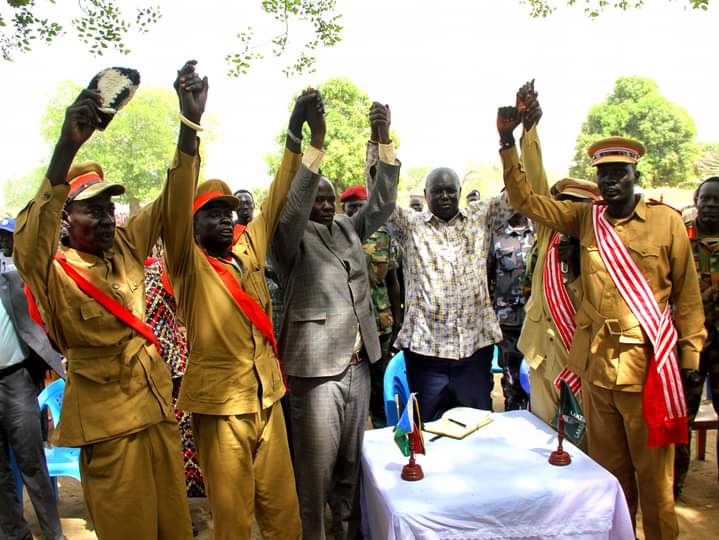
[361,410,634,540]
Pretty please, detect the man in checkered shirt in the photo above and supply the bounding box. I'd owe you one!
[370,83,542,422]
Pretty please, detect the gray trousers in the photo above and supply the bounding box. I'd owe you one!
[0,365,63,540]
[289,360,370,540]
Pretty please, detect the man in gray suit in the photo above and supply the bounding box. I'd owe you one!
[272,102,399,540]
[0,219,66,540]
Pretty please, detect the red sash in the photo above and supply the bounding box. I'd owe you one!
[55,252,161,351]
[543,232,582,395]
[203,225,287,389]
[592,204,687,447]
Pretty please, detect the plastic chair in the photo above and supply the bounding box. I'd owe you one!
[519,358,530,396]
[491,345,502,374]
[383,351,409,426]
[37,379,81,482]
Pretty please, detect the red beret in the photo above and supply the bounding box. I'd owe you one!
[339,185,368,203]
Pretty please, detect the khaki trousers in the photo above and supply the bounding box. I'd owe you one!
[583,383,677,540]
[192,401,301,540]
[79,420,193,540]
[529,363,560,427]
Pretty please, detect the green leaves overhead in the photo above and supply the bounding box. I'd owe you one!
[570,76,700,187]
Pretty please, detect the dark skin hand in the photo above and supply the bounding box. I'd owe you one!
[556,235,581,281]
[286,88,326,153]
[343,198,367,218]
[497,106,521,144]
[370,102,391,144]
[46,89,103,187]
[516,79,542,131]
[175,60,208,156]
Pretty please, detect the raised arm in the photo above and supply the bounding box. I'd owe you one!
[271,93,326,269]
[248,89,325,265]
[158,60,207,279]
[353,102,400,242]
[14,89,102,305]
[517,80,549,198]
[497,106,581,239]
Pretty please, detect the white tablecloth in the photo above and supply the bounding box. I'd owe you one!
[361,410,634,540]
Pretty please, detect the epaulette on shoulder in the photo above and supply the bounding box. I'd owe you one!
[647,198,681,215]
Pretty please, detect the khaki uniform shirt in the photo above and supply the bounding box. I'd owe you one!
[517,126,583,380]
[12,151,197,446]
[165,147,309,416]
[502,145,706,392]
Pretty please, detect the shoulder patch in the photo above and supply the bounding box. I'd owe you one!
[647,198,681,215]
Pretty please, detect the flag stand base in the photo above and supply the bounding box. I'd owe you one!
[549,449,571,466]
[549,428,572,466]
[401,455,424,481]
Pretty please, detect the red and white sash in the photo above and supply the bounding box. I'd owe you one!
[592,204,687,447]
[543,232,582,394]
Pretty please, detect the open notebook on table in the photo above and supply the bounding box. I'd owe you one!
[423,407,493,439]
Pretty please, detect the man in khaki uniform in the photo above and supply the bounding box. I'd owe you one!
[13,63,204,539]
[515,89,600,426]
[498,106,705,539]
[162,87,326,540]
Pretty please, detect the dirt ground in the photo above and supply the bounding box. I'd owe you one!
[19,381,719,539]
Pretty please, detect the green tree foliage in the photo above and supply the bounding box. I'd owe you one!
[398,166,432,195]
[2,165,45,214]
[264,77,397,193]
[0,1,342,77]
[41,82,180,213]
[569,76,699,187]
[523,0,710,18]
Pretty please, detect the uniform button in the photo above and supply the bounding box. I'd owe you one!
[43,192,51,200]
[112,283,120,290]
[547,317,552,322]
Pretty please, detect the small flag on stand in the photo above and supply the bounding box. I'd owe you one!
[552,379,586,446]
[394,392,425,457]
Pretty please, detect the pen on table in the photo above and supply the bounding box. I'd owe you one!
[448,418,467,428]
[429,434,443,442]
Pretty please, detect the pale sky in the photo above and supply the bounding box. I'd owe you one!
[1,0,717,208]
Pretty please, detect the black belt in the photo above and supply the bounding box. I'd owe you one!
[0,360,27,379]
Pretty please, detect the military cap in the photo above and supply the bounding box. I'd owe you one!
[551,178,601,201]
[193,179,240,214]
[587,136,646,167]
[67,161,125,202]
[339,185,368,203]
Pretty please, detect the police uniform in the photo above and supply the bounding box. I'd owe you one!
[502,136,706,540]
[15,160,193,540]
[488,215,534,410]
[674,219,719,494]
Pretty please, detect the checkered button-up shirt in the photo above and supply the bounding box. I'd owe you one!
[388,195,515,359]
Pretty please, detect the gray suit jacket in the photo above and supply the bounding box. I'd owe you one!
[272,160,400,377]
[0,271,65,382]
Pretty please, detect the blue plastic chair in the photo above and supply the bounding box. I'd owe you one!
[491,345,502,374]
[37,379,81,482]
[383,351,409,426]
[519,358,530,396]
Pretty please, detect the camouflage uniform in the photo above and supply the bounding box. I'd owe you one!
[674,220,719,495]
[365,226,400,427]
[488,216,535,411]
